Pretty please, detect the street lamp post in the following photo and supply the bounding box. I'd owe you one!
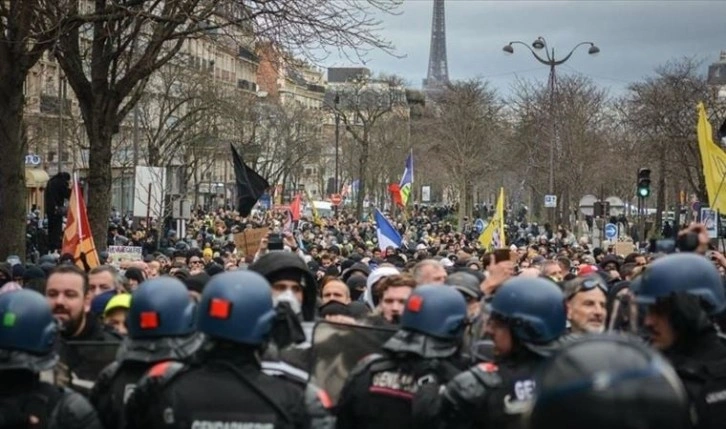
[334,92,340,214]
[503,36,599,224]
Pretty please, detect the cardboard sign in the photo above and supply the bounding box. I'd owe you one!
[612,242,636,257]
[107,246,143,264]
[234,227,269,257]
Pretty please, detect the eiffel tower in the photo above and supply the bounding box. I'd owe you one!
[423,0,449,93]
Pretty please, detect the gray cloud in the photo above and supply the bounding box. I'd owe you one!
[325,0,726,96]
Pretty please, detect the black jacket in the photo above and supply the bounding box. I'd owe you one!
[0,370,103,429]
[126,349,309,429]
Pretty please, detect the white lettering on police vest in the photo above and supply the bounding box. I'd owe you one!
[705,389,726,404]
[371,371,417,394]
[190,422,274,429]
[123,384,136,404]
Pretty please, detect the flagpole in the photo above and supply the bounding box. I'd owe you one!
[74,173,82,241]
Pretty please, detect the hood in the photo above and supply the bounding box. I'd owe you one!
[249,251,318,321]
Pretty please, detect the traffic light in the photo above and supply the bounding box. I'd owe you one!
[594,200,610,217]
[637,168,651,198]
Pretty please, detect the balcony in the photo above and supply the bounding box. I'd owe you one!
[238,46,259,63]
[307,84,326,94]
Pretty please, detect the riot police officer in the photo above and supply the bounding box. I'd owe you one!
[336,285,469,429]
[632,253,726,429]
[426,277,567,429]
[527,334,689,429]
[0,289,102,429]
[125,271,311,429]
[91,277,203,429]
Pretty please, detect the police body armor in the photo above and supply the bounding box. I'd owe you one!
[90,361,149,429]
[676,355,726,429]
[337,353,462,429]
[125,359,309,429]
[0,380,101,429]
[436,353,542,429]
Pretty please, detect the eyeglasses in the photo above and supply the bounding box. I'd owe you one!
[189,260,202,265]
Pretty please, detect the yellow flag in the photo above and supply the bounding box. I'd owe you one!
[697,102,726,213]
[303,189,322,226]
[478,187,506,250]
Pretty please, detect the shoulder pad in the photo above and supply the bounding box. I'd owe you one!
[96,361,121,385]
[443,365,503,407]
[145,360,186,386]
[351,353,394,377]
[305,384,335,429]
[470,363,503,388]
[261,360,310,385]
[90,361,121,402]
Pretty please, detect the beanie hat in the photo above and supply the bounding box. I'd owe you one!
[124,267,145,284]
[91,290,117,316]
[23,265,46,282]
[11,264,25,280]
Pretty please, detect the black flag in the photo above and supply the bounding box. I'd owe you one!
[231,144,270,217]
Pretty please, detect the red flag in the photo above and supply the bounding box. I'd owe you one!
[62,180,100,270]
[290,194,301,221]
[388,183,403,207]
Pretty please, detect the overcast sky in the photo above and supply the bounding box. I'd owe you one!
[323,0,726,97]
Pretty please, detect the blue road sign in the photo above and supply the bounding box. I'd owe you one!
[474,218,486,234]
[604,223,617,240]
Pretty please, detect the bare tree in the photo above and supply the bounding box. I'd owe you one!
[507,74,622,225]
[330,74,407,217]
[424,79,506,228]
[0,0,77,259]
[54,0,401,250]
[621,57,725,232]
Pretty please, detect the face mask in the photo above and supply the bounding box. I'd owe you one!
[273,289,301,315]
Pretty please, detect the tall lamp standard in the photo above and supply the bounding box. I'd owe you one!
[334,92,340,198]
[503,36,599,224]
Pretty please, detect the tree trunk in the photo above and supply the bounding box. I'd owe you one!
[355,129,369,219]
[85,116,115,253]
[0,79,27,260]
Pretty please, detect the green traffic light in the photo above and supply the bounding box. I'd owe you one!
[638,187,650,198]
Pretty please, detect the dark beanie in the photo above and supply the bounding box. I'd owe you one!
[23,265,46,282]
[12,264,25,279]
[124,267,145,284]
[346,274,367,302]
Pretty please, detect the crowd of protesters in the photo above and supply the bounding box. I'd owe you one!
[2,202,726,429]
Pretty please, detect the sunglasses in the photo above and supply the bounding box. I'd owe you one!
[189,260,202,265]
[567,277,608,300]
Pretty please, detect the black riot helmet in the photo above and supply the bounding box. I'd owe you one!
[527,334,689,429]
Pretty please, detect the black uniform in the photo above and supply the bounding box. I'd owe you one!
[126,350,309,429]
[415,348,544,429]
[0,370,103,429]
[336,352,462,429]
[90,361,149,429]
[665,331,726,429]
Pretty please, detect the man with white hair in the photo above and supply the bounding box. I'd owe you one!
[563,275,607,334]
[412,259,447,285]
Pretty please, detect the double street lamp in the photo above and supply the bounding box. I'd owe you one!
[503,36,599,222]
